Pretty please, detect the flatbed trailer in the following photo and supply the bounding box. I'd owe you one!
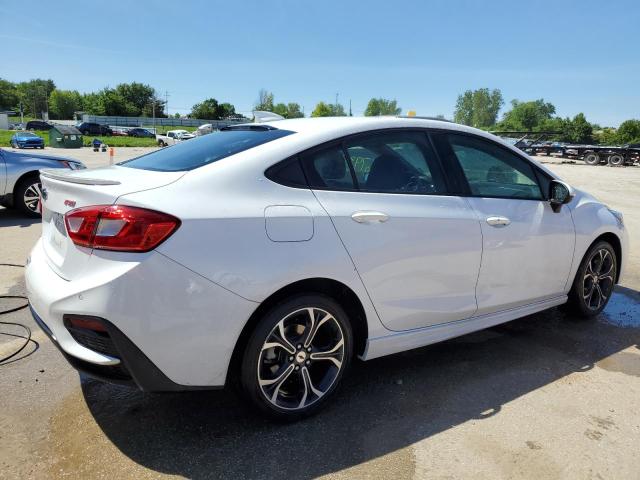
[555,144,640,166]
[491,131,640,166]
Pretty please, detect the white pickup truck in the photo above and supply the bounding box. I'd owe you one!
[156,129,196,147]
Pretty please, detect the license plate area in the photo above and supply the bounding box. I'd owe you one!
[52,212,67,237]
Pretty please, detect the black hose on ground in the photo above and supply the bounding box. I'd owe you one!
[0,264,33,365]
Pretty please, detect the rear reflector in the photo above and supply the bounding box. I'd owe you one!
[64,315,108,333]
[65,205,180,252]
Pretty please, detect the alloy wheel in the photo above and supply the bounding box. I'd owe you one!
[257,307,345,411]
[23,182,42,213]
[583,248,615,311]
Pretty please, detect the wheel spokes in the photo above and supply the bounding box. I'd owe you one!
[260,363,295,402]
[310,338,344,369]
[303,309,333,348]
[298,366,324,408]
[262,320,296,355]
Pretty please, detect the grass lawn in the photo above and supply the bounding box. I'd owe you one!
[0,129,156,147]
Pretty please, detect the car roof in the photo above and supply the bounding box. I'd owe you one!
[256,116,493,140]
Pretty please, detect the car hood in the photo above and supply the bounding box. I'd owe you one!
[1,148,85,167]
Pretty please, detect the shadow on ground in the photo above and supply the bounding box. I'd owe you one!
[82,288,640,479]
[0,207,40,228]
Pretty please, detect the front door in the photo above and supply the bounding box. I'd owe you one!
[301,130,483,331]
[433,132,575,315]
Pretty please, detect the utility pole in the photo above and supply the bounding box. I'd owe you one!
[335,93,339,108]
[349,99,352,116]
[165,90,170,118]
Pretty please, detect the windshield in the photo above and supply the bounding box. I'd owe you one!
[120,127,294,172]
[20,132,37,137]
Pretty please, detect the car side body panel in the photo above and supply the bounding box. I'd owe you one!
[565,189,629,288]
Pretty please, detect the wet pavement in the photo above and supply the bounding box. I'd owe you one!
[1,159,639,479]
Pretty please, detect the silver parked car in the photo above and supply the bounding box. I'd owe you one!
[0,148,85,217]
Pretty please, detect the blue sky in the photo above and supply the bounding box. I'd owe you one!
[1,0,638,126]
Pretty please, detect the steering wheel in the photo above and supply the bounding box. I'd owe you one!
[403,175,435,193]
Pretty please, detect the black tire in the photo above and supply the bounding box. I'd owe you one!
[583,151,600,165]
[566,241,617,317]
[240,294,353,421]
[608,154,624,166]
[14,175,42,218]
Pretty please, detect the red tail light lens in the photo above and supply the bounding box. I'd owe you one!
[64,205,180,252]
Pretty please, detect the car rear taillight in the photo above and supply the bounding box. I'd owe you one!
[64,205,180,252]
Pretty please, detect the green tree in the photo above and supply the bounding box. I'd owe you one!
[311,101,346,117]
[191,98,220,119]
[616,119,640,143]
[81,92,106,115]
[561,113,593,143]
[100,88,136,116]
[273,102,304,118]
[0,78,19,110]
[499,99,556,131]
[454,88,503,128]
[254,89,274,111]
[48,89,83,119]
[285,102,304,118]
[115,82,157,116]
[190,98,236,119]
[311,101,332,117]
[593,127,618,145]
[364,98,401,116]
[16,79,56,117]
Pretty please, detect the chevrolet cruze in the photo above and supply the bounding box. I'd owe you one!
[26,117,627,420]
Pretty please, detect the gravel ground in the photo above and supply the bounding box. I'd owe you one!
[0,152,638,480]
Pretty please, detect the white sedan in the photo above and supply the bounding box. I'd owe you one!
[26,117,628,420]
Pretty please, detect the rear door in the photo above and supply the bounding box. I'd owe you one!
[303,130,482,331]
[431,132,574,315]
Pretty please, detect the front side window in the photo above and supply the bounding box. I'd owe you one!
[446,134,543,200]
[345,131,446,194]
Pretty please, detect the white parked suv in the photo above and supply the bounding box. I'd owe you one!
[26,117,627,420]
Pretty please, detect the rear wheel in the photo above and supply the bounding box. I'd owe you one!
[240,294,352,421]
[608,154,624,166]
[583,151,600,165]
[566,241,617,317]
[14,175,42,218]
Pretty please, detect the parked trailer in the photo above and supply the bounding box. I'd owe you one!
[492,131,640,166]
[558,144,640,166]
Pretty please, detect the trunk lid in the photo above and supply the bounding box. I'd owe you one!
[39,166,184,280]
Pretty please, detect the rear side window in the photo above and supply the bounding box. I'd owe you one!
[300,146,356,190]
[344,131,447,194]
[120,128,294,172]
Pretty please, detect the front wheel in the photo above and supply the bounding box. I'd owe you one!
[240,294,352,421]
[14,176,42,218]
[566,241,617,317]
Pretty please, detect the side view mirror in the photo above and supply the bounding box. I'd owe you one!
[549,180,574,212]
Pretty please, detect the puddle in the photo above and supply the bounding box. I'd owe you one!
[598,291,640,328]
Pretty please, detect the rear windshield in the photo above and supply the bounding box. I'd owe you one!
[120,128,294,172]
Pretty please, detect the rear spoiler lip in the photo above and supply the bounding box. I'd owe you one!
[40,169,122,186]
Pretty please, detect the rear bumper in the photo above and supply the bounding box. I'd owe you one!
[25,239,258,389]
[29,305,214,390]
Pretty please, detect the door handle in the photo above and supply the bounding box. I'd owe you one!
[486,216,511,227]
[351,211,390,224]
